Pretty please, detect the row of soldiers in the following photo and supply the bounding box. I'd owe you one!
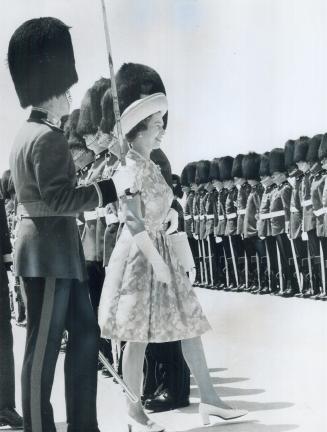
[180,134,327,299]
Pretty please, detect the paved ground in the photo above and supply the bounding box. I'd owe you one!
[3,288,327,432]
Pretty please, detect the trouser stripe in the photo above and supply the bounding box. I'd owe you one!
[30,278,56,432]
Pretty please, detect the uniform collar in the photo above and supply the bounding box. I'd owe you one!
[29,107,61,128]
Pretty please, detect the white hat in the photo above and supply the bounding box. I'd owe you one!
[114,92,168,136]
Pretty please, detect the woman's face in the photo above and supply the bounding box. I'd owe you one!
[142,112,164,150]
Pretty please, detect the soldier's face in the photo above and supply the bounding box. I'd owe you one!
[260,176,272,186]
[224,180,234,189]
[182,186,190,194]
[190,183,197,191]
[212,180,222,190]
[272,172,286,184]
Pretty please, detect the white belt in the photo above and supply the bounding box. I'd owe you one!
[106,213,119,224]
[84,210,97,221]
[97,207,107,218]
[206,214,214,220]
[314,207,327,217]
[218,215,225,221]
[259,213,270,220]
[226,212,237,220]
[301,199,312,207]
[184,215,192,221]
[237,209,246,215]
[194,215,200,220]
[290,206,299,213]
[270,210,285,217]
[199,215,205,220]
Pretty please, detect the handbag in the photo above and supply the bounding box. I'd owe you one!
[169,231,195,272]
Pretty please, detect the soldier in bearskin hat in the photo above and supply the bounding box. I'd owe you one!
[285,138,307,296]
[242,153,265,293]
[8,18,119,432]
[214,158,232,288]
[269,148,294,295]
[221,156,244,288]
[299,134,325,298]
[181,162,199,283]
[258,152,278,293]
[294,135,323,297]
[195,160,211,287]
[192,162,205,286]
[311,133,327,299]
[172,174,184,232]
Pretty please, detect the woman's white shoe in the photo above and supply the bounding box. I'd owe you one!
[127,417,165,432]
[199,403,248,425]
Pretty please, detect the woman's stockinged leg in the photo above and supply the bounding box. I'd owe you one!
[122,341,150,423]
[181,336,231,408]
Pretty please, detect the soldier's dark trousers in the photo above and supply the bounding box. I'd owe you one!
[221,236,233,286]
[229,235,245,285]
[292,237,306,291]
[86,261,113,363]
[21,277,100,432]
[143,342,190,403]
[275,234,294,290]
[203,235,222,285]
[188,237,201,283]
[243,237,266,287]
[307,229,322,293]
[265,236,278,290]
[0,281,15,411]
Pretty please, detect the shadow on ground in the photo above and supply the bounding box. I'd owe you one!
[182,419,298,432]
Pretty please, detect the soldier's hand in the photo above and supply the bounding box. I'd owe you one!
[193,234,199,240]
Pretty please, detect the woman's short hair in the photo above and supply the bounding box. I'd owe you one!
[126,115,151,142]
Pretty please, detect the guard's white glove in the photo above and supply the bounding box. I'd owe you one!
[133,231,171,284]
[301,232,308,241]
[215,236,223,243]
[193,234,199,240]
[165,208,179,235]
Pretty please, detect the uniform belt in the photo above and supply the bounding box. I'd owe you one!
[194,215,200,220]
[301,199,312,207]
[218,215,225,221]
[226,212,237,220]
[314,207,327,217]
[184,215,192,220]
[84,210,97,221]
[270,210,285,217]
[237,209,246,215]
[290,206,299,213]
[199,215,205,220]
[206,214,214,220]
[259,213,270,220]
[106,213,119,225]
[17,202,77,218]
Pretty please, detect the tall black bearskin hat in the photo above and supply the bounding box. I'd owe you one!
[259,152,270,177]
[293,136,309,163]
[231,154,244,178]
[306,134,323,163]
[318,133,327,160]
[100,63,167,134]
[269,148,285,174]
[195,160,211,185]
[181,162,197,185]
[284,139,296,171]
[209,158,220,181]
[8,17,78,108]
[77,77,110,136]
[172,174,183,198]
[242,152,261,180]
[219,156,234,181]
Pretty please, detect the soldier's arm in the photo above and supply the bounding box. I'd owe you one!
[281,185,292,224]
[33,129,117,213]
[0,197,12,268]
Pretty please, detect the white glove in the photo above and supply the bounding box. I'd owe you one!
[193,234,199,240]
[215,236,223,243]
[112,165,136,197]
[165,208,179,235]
[301,232,308,241]
[133,231,171,284]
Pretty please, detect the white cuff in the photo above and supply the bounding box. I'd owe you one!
[3,254,12,263]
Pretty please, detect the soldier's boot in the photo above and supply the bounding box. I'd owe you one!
[310,263,323,300]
